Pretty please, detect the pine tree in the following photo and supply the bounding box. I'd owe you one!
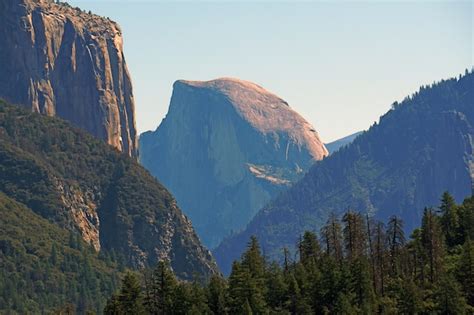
[342,211,367,260]
[318,254,349,312]
[144,261,177,315]
[366,214,377,293]
[387,215,405,276]
[283,247,291,273]
[321,214,343,264]
[228,261,251,314]
[264,262,287,312]
[104,293,121,315]
[239,236,268,314]
[172,283,193,314]
[286,274,312,314]
[373,221,387,296]
[421,208,444,283]
[207,275,228,315]
[439,191,461,247]
[349,257,375,313]
[407,228,426,284]
[397,279,422,314]
[459,196,474,242]
[115,272,144,315]
[242,236,266,280]
[69,231,77,249]
[299,231,321,267]
[188,279,210,314]
[434,274,468,314]
[458,239,474,305]
[333,292,357,314]
[50,243,58,266]
[243,299,253,315]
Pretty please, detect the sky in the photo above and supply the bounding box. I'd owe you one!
[69,0,472,143]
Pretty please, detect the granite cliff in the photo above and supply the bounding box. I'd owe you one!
[140,78,328,248]
[0,0,138,157]
[215,71,474,274]
[325,131,363,154]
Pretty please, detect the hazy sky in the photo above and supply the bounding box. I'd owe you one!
[70,0,472,142]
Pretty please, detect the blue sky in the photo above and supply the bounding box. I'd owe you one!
[70,0,472,142]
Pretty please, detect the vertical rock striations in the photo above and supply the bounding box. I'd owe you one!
[0,0,138,157]
[140,78,328,248]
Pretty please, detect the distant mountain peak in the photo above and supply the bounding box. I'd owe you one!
[173,77,328,161]
[176,77,284,102]
[140,78,327,248]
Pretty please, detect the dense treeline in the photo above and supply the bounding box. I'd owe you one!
[0,193,122,314]
[107,192,474,314]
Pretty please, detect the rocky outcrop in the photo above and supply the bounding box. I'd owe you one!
[0,100,217,279]
[140,78,328,248]
[57,182,101,251]
[214,71,474,274]
[0,0,138,157]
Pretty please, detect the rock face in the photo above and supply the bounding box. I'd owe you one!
[0,0,138,157]
[0,100,217,279]
[325,131,363,154]
[214,71,474,274]
[140,78,328,248]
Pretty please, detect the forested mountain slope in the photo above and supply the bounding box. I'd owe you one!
[0,100,217,281]
[215,71,473,274]
[0,192,121,313]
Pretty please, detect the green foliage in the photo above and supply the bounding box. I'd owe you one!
[458,240,474,305]
[144,261,178,314]
[105,193,474,314]
[0,192,120,313]
[440,191,462,247]
[299,231,321,267]
[207,275,228,315]
[104,272,145,315]
[0,99,216,281]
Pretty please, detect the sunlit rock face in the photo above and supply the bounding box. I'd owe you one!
[140,78,328,248]
[0,0,138,157]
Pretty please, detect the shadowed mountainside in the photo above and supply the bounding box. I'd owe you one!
[214,71,474,274]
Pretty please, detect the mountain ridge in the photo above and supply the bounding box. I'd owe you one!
[0,99,218,280]
[214,71,474,274]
